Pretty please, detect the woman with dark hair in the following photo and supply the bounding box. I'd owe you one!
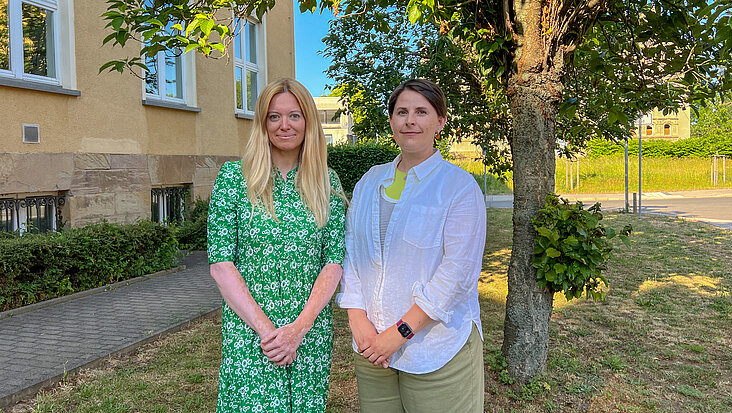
[338,79,487,412]
[207,78,346,412]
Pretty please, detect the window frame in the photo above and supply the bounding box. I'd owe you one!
[141,14,196,108]
[0,0,62,86]
[233,15,265,118]
[143,47,188,105]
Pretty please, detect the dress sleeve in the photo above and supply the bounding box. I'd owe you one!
[207,162,239,264]
[321,169,346,267]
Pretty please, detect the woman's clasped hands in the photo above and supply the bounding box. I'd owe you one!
[260,321,309,367]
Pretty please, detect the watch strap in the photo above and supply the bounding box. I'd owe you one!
[396,319,415,339]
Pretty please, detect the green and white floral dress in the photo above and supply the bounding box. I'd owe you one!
[207,161,345,413]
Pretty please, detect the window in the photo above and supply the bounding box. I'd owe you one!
[645,125,653,136]
[234,18,263,115]
[664,124,671,136]
[325,134,333,145]
[142,8,194,107]
[0,194,65,234]
[0,0,60,85]
[319,110,339,125]
[145,49,184,102]
[151,186,188,225]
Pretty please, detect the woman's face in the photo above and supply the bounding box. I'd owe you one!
[389,89,446,158]
[266,92,306,158]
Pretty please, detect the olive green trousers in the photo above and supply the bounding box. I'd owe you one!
[354,324,484,413]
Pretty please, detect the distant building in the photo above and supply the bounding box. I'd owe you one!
[631,107,691,141]
[0,0,295,233]
[313,96,354,145]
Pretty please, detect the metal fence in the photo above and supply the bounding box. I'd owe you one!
[0,195,66,234]
[151,186,189,225]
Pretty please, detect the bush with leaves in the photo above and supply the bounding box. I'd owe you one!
[0,221,179,312]
[532,194,631,301]
[174,198,209,251]
[327,141,401,196]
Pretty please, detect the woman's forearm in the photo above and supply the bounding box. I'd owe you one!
[209,261,275,337]
[295,263,343,331]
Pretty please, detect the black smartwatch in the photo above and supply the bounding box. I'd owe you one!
[396,319,415,339]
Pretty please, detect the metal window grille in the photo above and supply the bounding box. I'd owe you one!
[151,186,188,225]
[0,195,65,234]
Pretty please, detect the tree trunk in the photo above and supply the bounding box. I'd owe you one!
[501,0,564,381]
[502,70,560,382]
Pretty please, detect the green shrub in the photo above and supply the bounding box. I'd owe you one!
[0,221,179,311]
[586,136,732,158]
[175,198,209,251]
[327,141,401,195]
[532,194,631,301]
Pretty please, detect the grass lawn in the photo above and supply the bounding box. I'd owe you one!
[452,157,732,195]
[22,210,732,413]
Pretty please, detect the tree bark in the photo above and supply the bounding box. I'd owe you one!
[501,0,564,382]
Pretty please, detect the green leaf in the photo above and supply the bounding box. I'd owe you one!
[146,18,163,27]
[185,43,198,54]
[619,235,631,248]
[545,248,561,258]
[545,269,557,282]
[554,263,567,274]
[537,227,553,238]
[407,1,422,24]
[199,18,215,36]
[210,43,226,54]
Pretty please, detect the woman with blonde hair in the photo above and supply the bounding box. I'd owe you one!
[207,78,346,412]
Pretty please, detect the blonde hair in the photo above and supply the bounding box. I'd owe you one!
[242,78,337,228]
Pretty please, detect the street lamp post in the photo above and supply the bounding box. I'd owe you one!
[635,113,653,218]
[624,138,629,212]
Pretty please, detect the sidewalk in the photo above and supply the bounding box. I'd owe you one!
[485,188,732,207]
[0,251,222,410]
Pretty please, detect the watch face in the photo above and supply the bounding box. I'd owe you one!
[397,323,412,337]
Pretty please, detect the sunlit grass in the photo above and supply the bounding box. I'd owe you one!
[557,156,732,194]
[452,156,732,195]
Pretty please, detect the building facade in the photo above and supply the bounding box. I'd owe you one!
[313,96,354,145]
[631,107,691,141]
[0,0,295,232]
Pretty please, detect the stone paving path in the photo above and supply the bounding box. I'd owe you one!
[0,252,221,409]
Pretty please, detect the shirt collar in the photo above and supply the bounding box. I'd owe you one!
[410,150,443,181]
[381,150,443,184]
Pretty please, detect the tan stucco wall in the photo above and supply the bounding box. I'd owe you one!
[0,0,295,226]
[1,0,295,157]
[314,96,353,145]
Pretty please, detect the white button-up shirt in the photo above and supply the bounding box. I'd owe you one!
[337,151,486,374]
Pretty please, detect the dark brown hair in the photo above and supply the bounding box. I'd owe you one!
[387,79,447,118]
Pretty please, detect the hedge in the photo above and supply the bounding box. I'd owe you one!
[586,136,732,158]
[327,141,401,195]
[174,198,209,251]
[0,221,179,312]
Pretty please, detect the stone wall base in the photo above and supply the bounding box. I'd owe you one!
[0,152,238,228]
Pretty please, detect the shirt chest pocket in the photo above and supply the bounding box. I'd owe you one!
[402,205,447,249]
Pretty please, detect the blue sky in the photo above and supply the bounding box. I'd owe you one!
[293,6,334,97]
